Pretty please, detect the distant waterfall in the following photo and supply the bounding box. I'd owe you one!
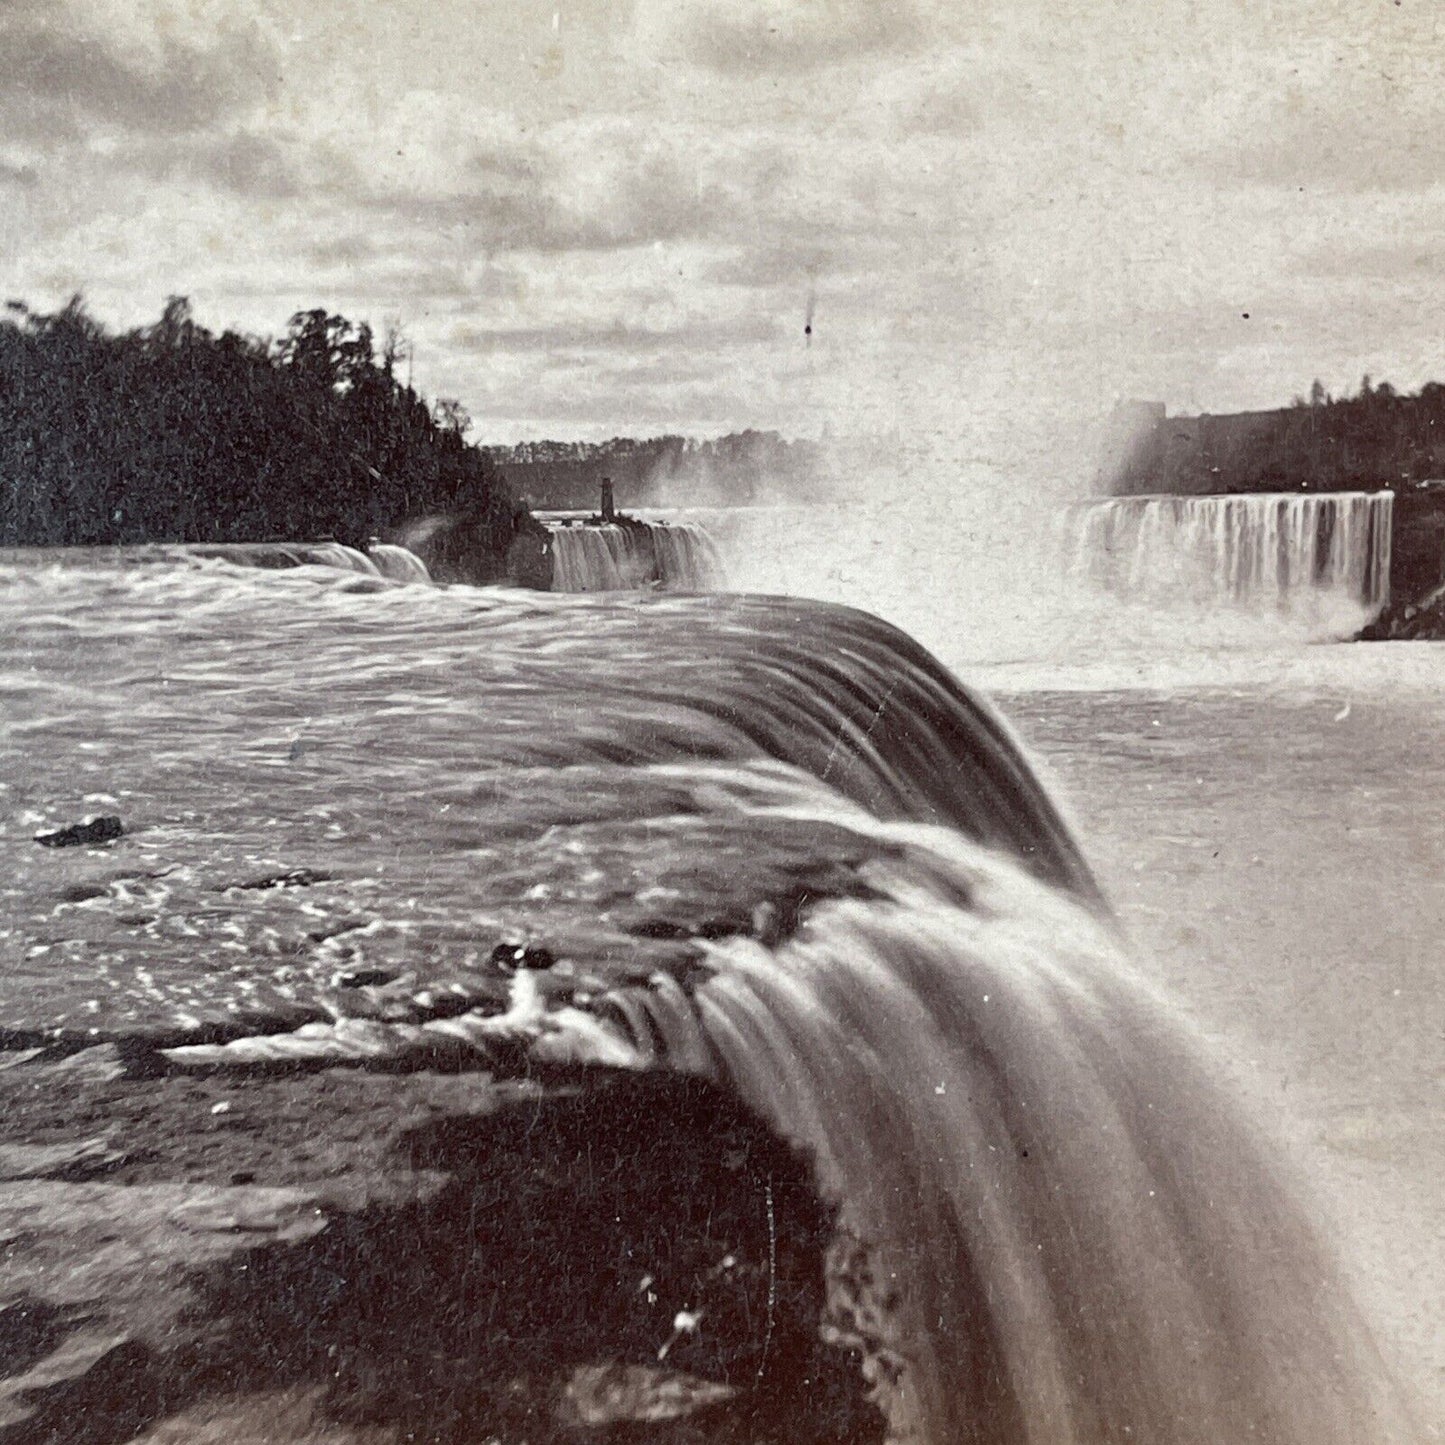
[180,541,430,582]
[546,520,725,592]
[367,542,432,583]
[1068,492,1392,612]
[299,542,381,575]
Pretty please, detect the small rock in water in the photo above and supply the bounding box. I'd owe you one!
[334,968,396,989]
[33,816,123,849]
[233,867,330,891]
[488,941,556,973]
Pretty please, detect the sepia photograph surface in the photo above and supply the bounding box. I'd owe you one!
[0,2,1439,1442]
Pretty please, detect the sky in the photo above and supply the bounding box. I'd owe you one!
[2,0,1443,444]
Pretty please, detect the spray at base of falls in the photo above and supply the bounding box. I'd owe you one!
[545,519,725,592]
[611,780,1419,1445]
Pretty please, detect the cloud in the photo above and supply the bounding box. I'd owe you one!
[1227,116,1445,196]
[0,160,41,188]
[1196,16,1445,197]
[8,0,1445,442]
[648,0,925,75]
[1285,225,1445,283]
[146,131,325,201]
[126,106,741,259]
[706,241,848,288]
[0,1,279,139]
[449,315,783,357]
[903,81,979,138]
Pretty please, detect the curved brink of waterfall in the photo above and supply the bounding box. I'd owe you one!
[366,541,433,583]
[10,562,1411,1445]
[624,782,1419,1445]
[0,539,435,583]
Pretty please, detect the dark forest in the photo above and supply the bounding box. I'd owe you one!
[1102,377,1445,496]
[0,297,521,561]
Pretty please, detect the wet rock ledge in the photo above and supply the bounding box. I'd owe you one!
[0,1057,882,1445]
[1356,582,1445,639]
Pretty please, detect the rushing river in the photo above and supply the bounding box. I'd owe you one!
[0,543,1436,1442]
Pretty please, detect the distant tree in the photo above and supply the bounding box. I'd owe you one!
[381,321,407,380]
[1310,378,1328,408]
[148,295,198,349]
[433,397,473,436]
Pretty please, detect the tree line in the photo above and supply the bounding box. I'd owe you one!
[486,429,827,509]
[1107,375,1445,495]
[0,296,522,571]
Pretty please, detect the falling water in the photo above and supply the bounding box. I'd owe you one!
[545,519,725,592]
[366,542,432,583]
[1066,492,1393,612]
[622,779,1418,1445]
[291,541,382,575]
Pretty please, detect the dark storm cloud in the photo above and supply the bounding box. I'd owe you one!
[677,0,924,75]
[0,3,279,140]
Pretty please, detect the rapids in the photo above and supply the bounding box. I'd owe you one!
[0,554,1424,1444]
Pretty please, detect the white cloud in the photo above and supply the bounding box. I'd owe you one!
[6,0,1445,442]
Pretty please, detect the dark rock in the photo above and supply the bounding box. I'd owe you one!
[48,1045,129,1083]
[505,523,554,590]
[33,816,123,849]
[488,942,556,973]
[1356,582,1445,640]
[334,970,396,990]
[394,503,528,587]
[231,868,330,892]
[0,1073,881,1444]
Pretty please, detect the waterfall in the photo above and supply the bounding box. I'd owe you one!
[296,541,382,575]
[648,520,726,591]
[545,520,725,592]
[180,541,384,575]
[98,579,1421,1445]
[620,779,1417,1445]
[366,542,432,583]
[1068,492,1393,612]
